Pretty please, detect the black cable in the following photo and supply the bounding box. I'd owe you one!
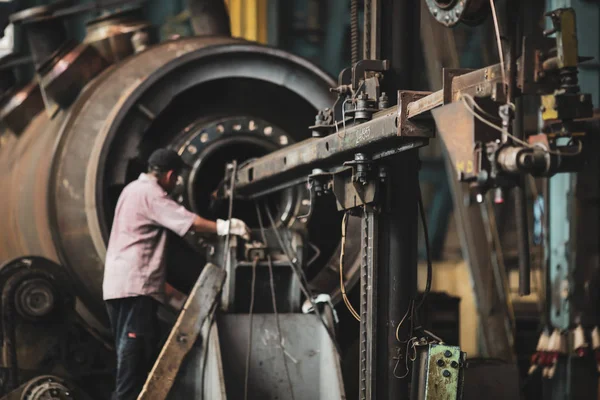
[260,203,342,355]
[416,184,432,310]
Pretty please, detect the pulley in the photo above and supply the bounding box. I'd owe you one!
[425,0,490,27]
[20,376,75,400]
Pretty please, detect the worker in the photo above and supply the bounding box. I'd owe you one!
[102,148,250,400]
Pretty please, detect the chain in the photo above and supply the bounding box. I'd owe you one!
[359,206,369,400]
[351,0,359,64]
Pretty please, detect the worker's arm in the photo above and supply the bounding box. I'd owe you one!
[148,194,251,239]
[190,215,217,234]
[190,215,251,240]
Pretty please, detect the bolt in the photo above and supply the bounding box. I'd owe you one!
[443,370,451,378]
[437,359,445,367]
[444,350,452,358]
[451,361,459,368]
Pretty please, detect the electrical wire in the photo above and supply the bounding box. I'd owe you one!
[262,203,342,354]
[307,242,321,267]
[243,256,258,400]
[340,212,360,321]
[395,299,415,343]
[416,184,432,310]
[253,201,296,400]
[489,0,507,93]
[459,94,583,157]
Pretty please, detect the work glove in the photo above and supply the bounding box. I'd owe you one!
[217,218,251,241]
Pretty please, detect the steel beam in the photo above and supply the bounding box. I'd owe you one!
[232,100,432,198]
[231,63,506,200]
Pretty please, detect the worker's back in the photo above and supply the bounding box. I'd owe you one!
[102,173,196,301]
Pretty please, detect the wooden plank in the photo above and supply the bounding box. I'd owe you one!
[137,264,227,400]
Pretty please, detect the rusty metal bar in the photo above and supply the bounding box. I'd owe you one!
[232,104,426,198]
[232,64,503,199]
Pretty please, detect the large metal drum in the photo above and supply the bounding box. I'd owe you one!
[0,36,363,323]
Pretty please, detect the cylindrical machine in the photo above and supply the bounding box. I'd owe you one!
[0,35,363,324]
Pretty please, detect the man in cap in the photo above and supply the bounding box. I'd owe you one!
[102,148,250,400]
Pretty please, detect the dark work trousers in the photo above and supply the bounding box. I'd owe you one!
[105,296,160,400]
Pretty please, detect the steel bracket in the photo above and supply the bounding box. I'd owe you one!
[331,166,378,211]
[397,90,436,137]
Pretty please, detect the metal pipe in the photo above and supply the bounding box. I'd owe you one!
[187,0,231,36]
[376,152,420,399]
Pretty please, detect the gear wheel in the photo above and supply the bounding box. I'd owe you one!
[20,376,73,400]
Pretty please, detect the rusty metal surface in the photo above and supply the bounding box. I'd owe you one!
[84,8,152,63]
[217,314,346,400]
[39,43,108,112]
[444,155,516,362]
[0,36,358,326]
[234,96,434,197]
[331,167,378,210]
[0,82,44,135]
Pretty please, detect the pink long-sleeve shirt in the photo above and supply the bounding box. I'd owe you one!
[102,173,196,301]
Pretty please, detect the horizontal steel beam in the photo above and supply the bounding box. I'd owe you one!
[233,91,435,197]
[231,65,503,198]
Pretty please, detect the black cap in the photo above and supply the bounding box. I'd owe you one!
[148,148,185,172]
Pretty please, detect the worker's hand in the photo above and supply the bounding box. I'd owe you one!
[216,218,251,240]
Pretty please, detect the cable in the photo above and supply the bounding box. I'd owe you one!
[243,256,258,400]
[416,184,432,310]
[262,203,342,354]
[262,205,312,299]
[461,93,504,121]
[489,0,507,94]
[340,212,360,321]
[459,95,583,157]
[254,201,296,400]
[222,160,238,269]
[423,329,444,343]
[307,242,321,267]
[395,299,415,343]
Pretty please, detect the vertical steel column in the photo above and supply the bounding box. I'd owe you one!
[377,153,420,400]
[358,155,419,400]
[366,1,420,399]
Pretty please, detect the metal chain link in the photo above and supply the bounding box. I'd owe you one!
[351,0,359,64]
[359,206,369,400]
